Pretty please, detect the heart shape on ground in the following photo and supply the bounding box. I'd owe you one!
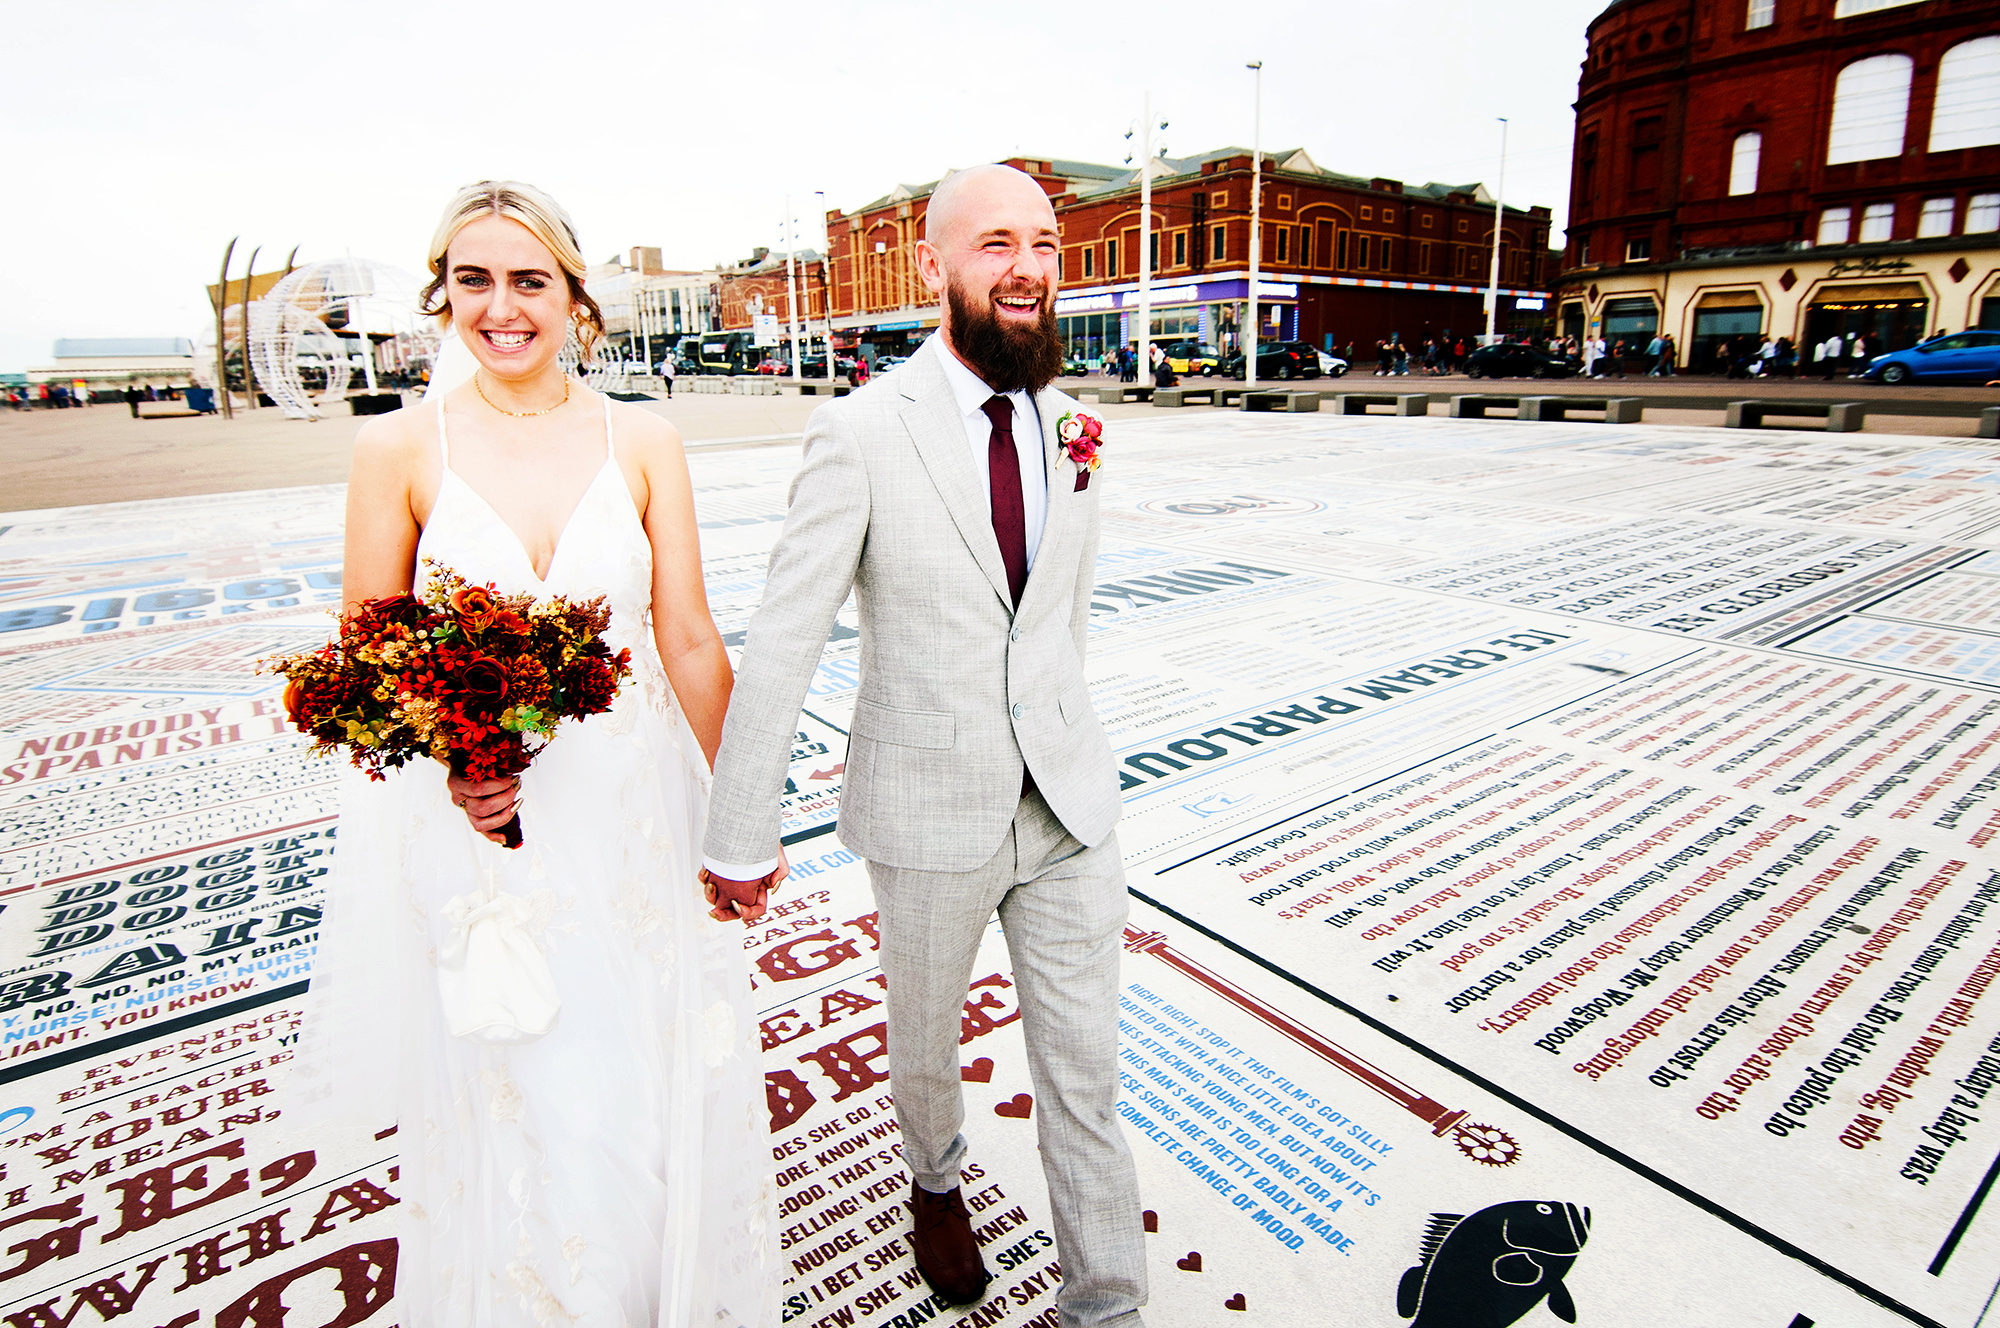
[1142,1210,1158,1233]
[1176,1252,1202,1272]
[995,1094,1033,1119]
[961,1058,994,1084]
[1225,1293,1247,1311]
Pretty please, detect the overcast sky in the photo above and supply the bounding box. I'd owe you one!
[1,0,1607,371]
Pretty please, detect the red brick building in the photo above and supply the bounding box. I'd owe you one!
[821,154,1558,365]
[1558,0,2000,366]
[715,247,830,334]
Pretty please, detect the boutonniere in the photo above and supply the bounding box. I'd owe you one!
[1056,410,1103,482]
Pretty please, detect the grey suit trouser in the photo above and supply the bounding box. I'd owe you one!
[867,790,1147,1328]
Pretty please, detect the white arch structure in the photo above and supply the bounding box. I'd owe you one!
[248,259,434,420]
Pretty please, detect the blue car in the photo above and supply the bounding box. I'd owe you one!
[1864,330,2000,384]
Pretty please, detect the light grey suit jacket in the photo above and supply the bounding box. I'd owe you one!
[704,338,1119,874]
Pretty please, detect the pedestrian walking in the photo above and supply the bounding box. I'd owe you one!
[125,384,143,418]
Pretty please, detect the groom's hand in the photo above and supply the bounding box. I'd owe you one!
[700,849,789,926]
[701,868,770,925]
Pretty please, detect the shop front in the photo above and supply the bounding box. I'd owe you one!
[1802,282,1931,354]
[846,317,933,363]
[1559,240,1995,375]
[1689,289,1765,372]
[1054,277,1298,371]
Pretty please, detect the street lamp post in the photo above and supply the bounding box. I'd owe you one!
[784,195,803,384]
[1137,90,1153,389]
[1484,117,1509,345]
[819,191,835,384]
[1246,60,1262,389]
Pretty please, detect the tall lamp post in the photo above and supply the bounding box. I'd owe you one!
[1137,92,1154,387]
[783,195,803,384]
[818,191,835,383]
[1246,60,1262,389]
[1484,117,1509,345]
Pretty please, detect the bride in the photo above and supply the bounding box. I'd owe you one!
[317,179,778,1326]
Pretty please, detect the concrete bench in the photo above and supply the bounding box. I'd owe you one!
[1334,393,1429,416]
[1725,400,1865,432]
[1450,395,1524,419]
[1241,390,1319,413]
[1520,396,1642,423]
[1213,387,1248,408]
[136,400,199,419]
[1978,406,1998,440]
[1152,386,1217,407]
[1093,386,1154,405]
[796,382,850,396]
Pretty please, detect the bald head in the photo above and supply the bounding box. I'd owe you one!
[924,164,1057,250]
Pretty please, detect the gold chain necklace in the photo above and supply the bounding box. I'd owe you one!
[474,371,570,417]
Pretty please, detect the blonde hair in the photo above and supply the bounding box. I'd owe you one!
[419,180,605,363]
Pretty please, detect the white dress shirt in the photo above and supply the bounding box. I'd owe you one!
[933,341,1048,569]
[703,339,1048,885]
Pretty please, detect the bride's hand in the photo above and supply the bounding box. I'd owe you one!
[446,771,519,844]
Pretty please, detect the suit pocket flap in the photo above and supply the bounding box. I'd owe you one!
[1058,682,1091,726]
[852,698,955,750]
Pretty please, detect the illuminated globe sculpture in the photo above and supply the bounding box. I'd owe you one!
[247,259,435,420]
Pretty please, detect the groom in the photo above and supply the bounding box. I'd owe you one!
[702,164,1147,1326]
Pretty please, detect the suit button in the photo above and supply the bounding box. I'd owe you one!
[1011,703,1025,720]
[1009,625,1021,642]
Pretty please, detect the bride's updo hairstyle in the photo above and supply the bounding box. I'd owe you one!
[419,180,606,364]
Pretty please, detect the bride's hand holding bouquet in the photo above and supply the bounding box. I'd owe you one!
[266,560,631,848]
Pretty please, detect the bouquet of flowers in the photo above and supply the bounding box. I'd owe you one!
[265,560,632,849]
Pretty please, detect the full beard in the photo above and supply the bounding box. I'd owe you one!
[945,274,1061,394]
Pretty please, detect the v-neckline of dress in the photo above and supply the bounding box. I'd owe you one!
[441,457,617,586]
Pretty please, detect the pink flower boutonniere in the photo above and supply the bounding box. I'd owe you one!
[1057,410,1103,491]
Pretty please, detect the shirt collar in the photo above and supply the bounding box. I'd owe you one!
[934,338,1026,420]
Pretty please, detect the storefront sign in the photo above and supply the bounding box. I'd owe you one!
[1828,255,1916,278]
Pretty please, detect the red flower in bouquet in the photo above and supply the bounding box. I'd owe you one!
[263,561,632,848]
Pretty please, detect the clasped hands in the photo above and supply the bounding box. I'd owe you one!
[444,772,789,926]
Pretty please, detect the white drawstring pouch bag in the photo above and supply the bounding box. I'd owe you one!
[435,888,560,1044]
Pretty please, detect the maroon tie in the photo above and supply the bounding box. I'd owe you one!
[982,395,1028,607]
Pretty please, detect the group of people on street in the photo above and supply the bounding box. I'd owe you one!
[1812,331,1877,380]
[8,382,94,408]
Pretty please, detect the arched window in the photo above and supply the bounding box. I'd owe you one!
[1827,53,1913,164]
[1729,132,1763,195]
[1930,36,2000,153]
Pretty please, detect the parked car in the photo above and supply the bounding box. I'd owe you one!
[874,354,909,373]
[1222,341,1321,381]
[1316,350,1350,378]
[1461,342,1580,379]
[1161,341,1222,376]
[752,359,789,375]
[1863,330,2000,384]
[1058,355,1092,377]
[796,353,858,378]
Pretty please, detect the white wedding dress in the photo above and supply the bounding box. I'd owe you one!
[304,392,774,1328]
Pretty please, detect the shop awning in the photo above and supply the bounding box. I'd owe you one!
[1695,290,1764,310]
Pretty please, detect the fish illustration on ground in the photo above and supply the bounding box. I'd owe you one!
[1395,1200,1591,1328]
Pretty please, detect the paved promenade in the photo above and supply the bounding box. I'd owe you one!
[3,371,1988,510]
[1,404,1998,1326]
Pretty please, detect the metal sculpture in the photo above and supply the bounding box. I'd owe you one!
[247,259,433,420]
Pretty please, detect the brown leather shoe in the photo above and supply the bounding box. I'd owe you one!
[908,1183,992,1305]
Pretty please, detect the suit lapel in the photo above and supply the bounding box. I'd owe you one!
[898,344,1014,607]
[1022,386,1078,613]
